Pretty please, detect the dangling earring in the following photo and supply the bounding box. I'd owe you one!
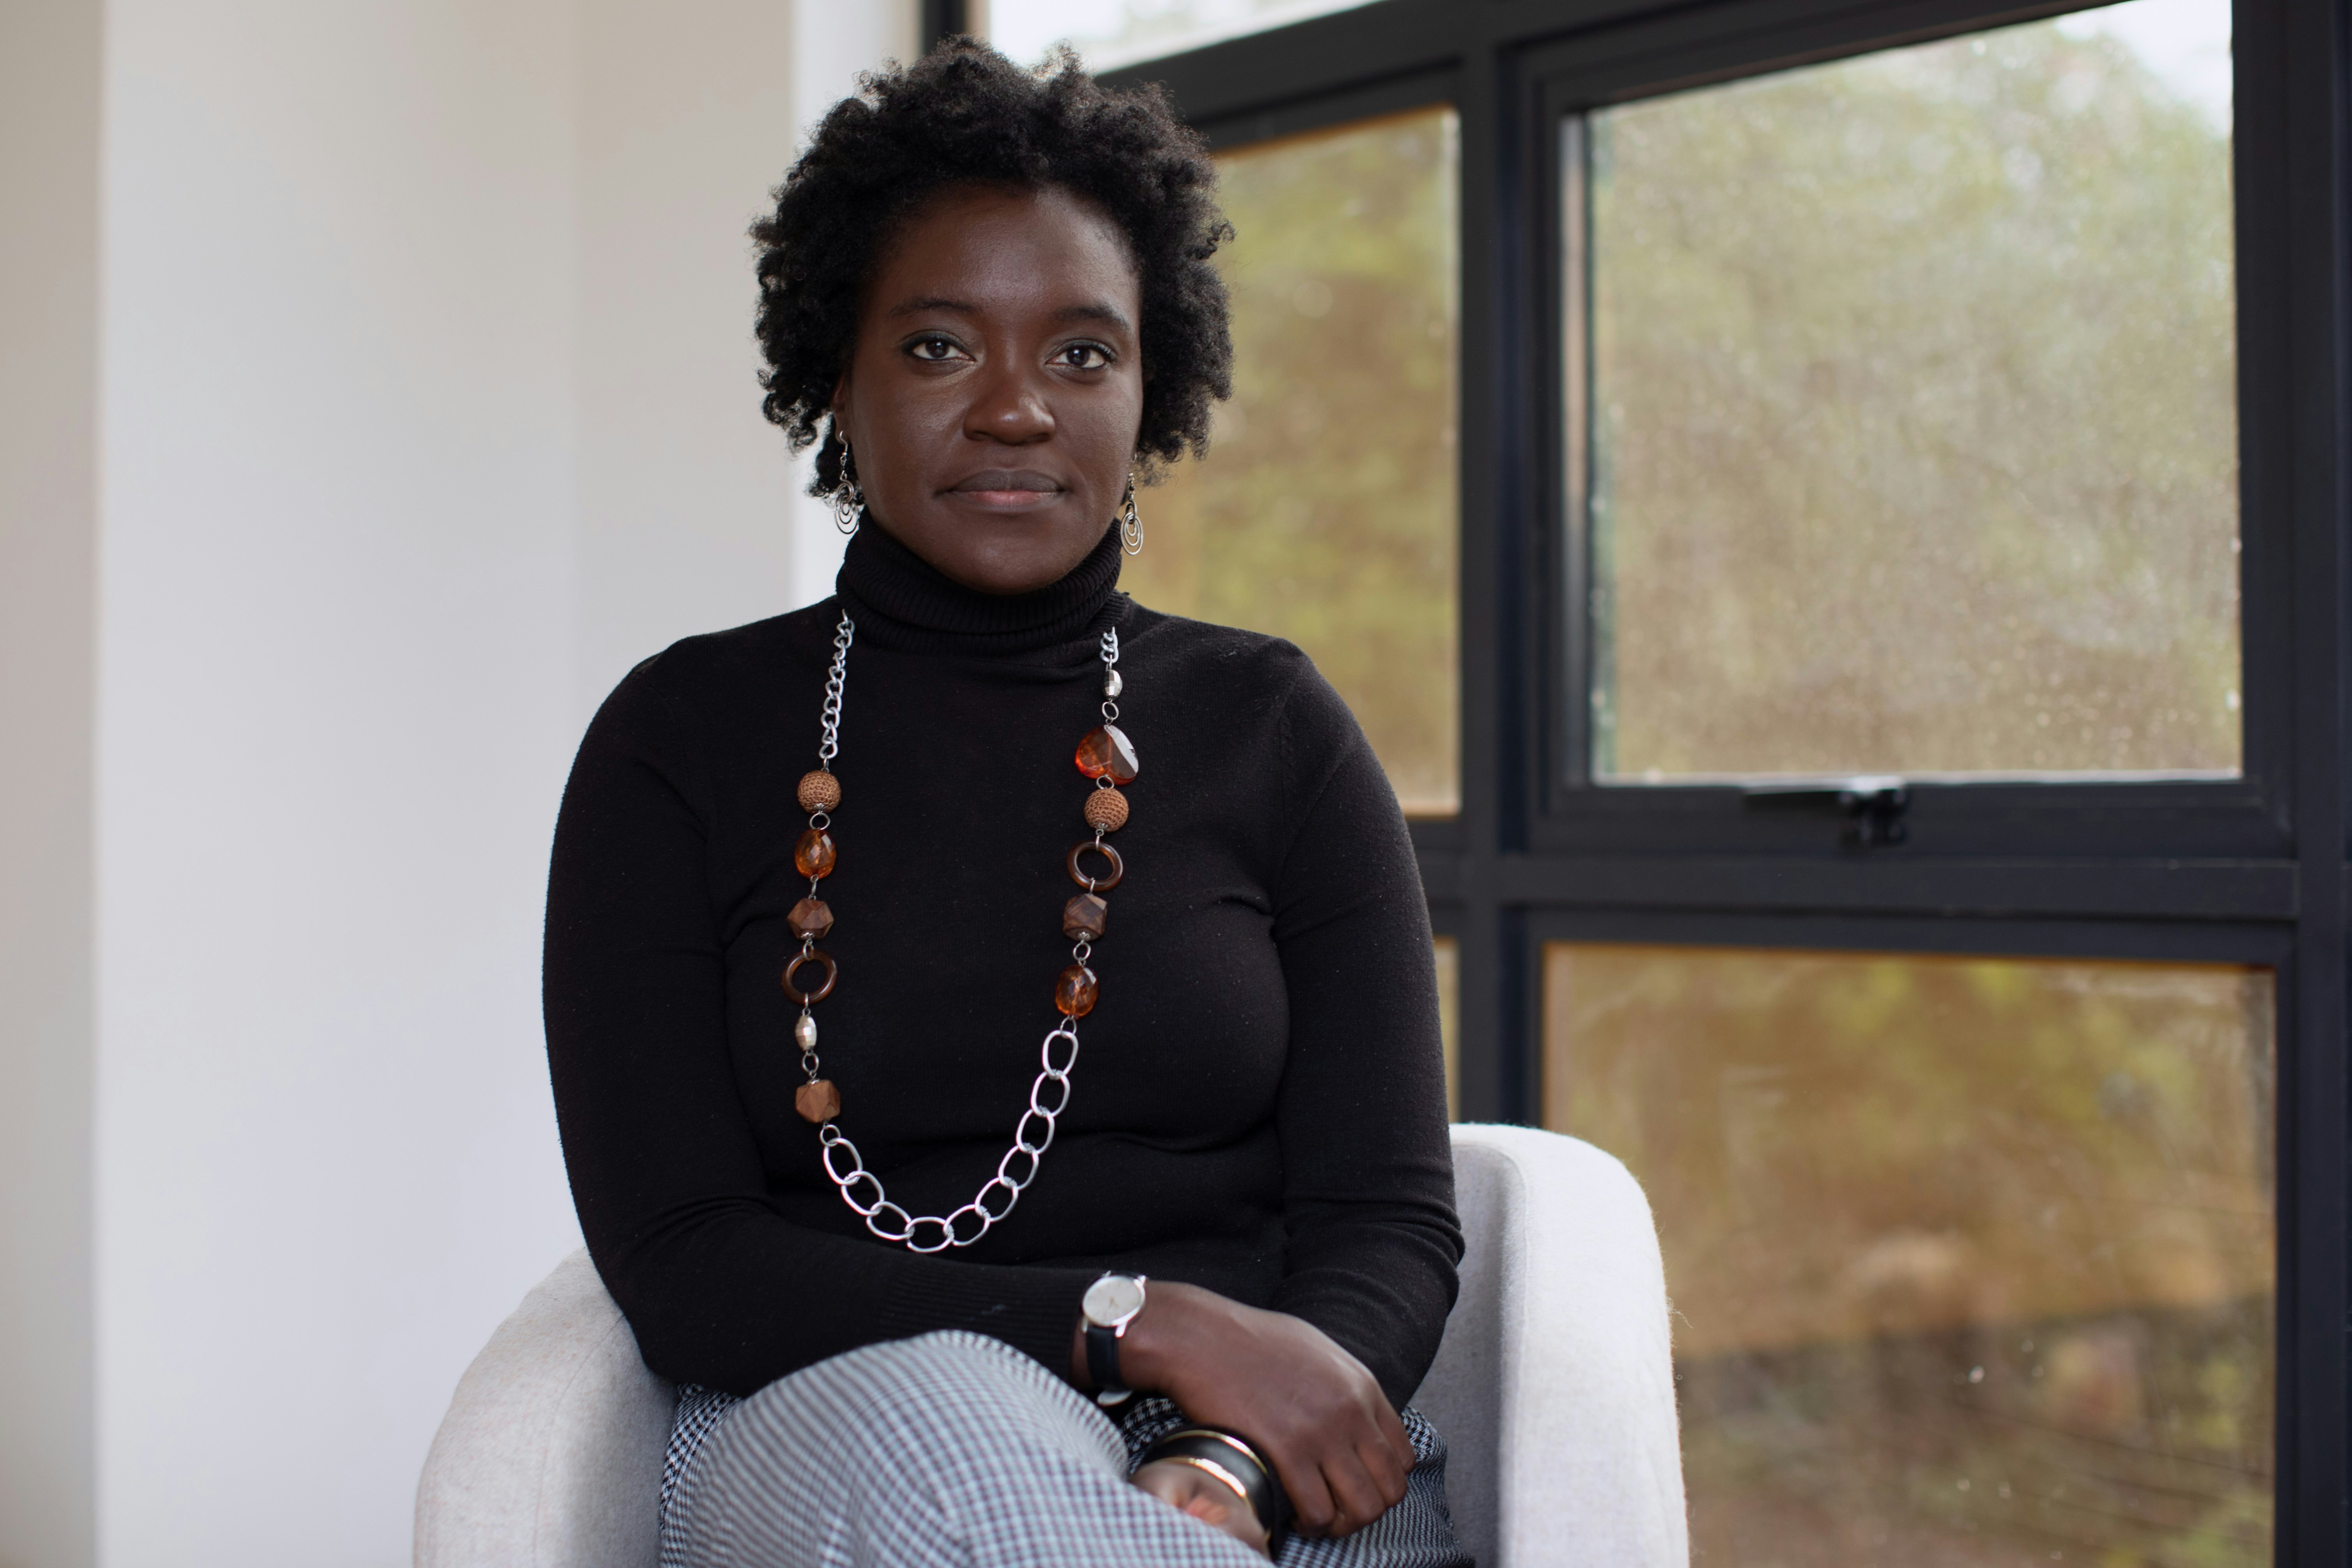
[830,434,863,536]
[1119,471,1143,556]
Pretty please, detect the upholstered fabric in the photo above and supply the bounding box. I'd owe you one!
[413,1125,1689,1568]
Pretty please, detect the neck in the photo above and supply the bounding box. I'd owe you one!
[834,521,1128,656]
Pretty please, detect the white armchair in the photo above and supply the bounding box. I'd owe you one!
[414,1124,1686,1567]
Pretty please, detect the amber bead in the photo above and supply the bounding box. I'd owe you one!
[1054,963,1099,1018]
[794,828,837,879]
[1082,787,1129,832]
[1063,893,1109,941]
[795,1079,841,1123]
[787,896,834,940]
[797,770,842,813]
[1074,724,1140,785]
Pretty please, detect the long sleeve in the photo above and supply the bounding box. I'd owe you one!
[1264,668,1463,1406]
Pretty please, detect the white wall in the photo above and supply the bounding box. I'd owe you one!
[0,3,913,1565]
[96,3,585,1562]
[0,4,102,1567]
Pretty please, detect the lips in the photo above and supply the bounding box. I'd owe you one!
[949,469,1064,495]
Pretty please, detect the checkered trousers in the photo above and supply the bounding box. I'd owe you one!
[660,1330,1472,1568]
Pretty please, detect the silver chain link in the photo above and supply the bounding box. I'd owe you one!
[800,612,1124,1252]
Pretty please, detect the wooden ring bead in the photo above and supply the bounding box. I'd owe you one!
[782,949,839,1005]
[1066,840,1124,892]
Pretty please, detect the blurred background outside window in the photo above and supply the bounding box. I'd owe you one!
[1582,0,2238,783]
[1548,945,2274,1564]
[991,0,1381,69]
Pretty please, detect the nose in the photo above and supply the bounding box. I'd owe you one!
[963,356,1055,446]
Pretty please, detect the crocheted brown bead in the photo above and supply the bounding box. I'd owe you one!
[795,1080,841,1123]
[1054,964,1099,1018]
[787,897,834,940]
[796,770,842,813]
[794,829,836,879]
[1082,788,1129,833]
[1063,893,1108,941]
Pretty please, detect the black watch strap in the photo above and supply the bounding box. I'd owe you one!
[1085,1319,1129,1402]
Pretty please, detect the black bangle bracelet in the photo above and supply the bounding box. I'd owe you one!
[1138,1427,1293,1540]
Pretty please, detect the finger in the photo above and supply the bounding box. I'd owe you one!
[1320,1448,1396,1538]
[1267,1444,1339,1537]
[1374,1399,1414,1474]
[1356,1429,1410,1508]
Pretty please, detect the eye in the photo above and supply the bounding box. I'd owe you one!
[905,334,968,363]
[1057,342,1114,371]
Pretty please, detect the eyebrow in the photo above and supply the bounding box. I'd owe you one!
[886,296,1134,334]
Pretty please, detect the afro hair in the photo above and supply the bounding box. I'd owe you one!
[751,37,1234,495]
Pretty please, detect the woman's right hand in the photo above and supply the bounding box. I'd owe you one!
[1076,1281,1414,1540]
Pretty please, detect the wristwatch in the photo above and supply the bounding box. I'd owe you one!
[1081,1271,1148,1406]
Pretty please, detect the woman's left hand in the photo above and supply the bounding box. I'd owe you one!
[1130,1458,1273,1556]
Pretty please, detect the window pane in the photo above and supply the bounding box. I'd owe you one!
[1583,0,2239,782]
[988,0,1378,71]
[1543,944,2275,1564]
[1124,108,1462,815]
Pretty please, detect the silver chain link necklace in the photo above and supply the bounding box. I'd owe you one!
[778,612,1137,1253]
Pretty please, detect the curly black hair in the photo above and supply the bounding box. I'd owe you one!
[752,37,1233,495]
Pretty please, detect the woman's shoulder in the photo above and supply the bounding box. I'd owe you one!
[1123,603,1357,732]
[603,600,840,709]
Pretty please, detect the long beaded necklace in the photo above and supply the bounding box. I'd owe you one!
[781,610,1139,1254]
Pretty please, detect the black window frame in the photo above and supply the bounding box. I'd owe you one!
[947,0,2350,1556]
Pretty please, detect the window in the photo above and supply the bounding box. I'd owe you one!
[988,0,1382,69]
[999,0,2352,1554]
[1547,944,2276,1559]
[1579,7,2239,783]
[1120,106,1462,815]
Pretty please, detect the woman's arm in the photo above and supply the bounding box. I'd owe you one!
[544,650,1099,1393]
[1068,658,1462,1540]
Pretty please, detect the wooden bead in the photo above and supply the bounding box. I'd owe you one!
[1054,964,1099,1018]
[794,829,837,879]
[1083,788,1129,832]
[788,897,834,940]
[795,1080,841,1123]
[797,771,842,813]
[1063,893,1108,941]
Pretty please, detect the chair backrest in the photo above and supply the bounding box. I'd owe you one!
[1419,1124,1689,1568]
[414,1250,673,1568]
[417,1125,1687,1568]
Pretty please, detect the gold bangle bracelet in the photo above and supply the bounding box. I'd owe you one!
[1165,1427,1271,1474]
[1155,1453,1255,1511]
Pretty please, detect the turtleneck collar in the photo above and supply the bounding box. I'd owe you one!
[834,518,1129,657]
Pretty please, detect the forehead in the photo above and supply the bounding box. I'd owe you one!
[866,184,1141,316]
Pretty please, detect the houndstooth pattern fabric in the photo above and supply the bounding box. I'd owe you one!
[659,1330,1470,1568]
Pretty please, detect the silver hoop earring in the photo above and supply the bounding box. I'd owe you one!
[1119,472,1143,556]
[830,436,863,536]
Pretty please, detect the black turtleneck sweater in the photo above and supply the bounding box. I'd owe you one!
[544,525,1460,1407]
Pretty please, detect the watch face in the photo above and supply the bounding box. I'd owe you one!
[1084,1273,1146,1327]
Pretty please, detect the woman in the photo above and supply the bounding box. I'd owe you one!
[544,38,1465,1567]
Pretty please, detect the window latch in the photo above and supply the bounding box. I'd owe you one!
[1742,775,1910,848]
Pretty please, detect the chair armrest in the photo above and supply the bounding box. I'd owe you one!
[414,1249,672,1568]
[1414,1124,1688,1568]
